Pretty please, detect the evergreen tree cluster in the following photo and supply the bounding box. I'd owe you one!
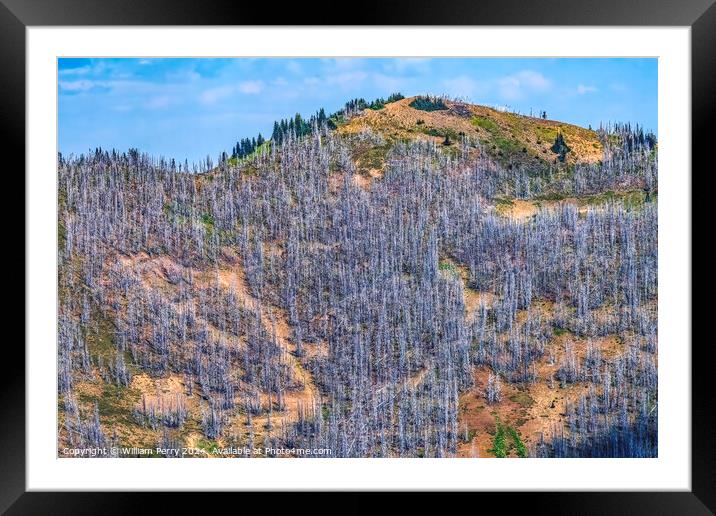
[408,95,449,112]
[271,109,328,145]
[230,93,405,157]
[231,134,265,160]
[268,93,404,146]
[342,92,406,114]
[550,132,571,162]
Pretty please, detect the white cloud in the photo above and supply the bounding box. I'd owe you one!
[497,70,551,100]
[286,61,302,74]
[145,96,172,109]
[518,70,551,90]
[372,73,408,93]
[200,85,234,104]
[323,58,366,71]
[442,75,489,99]
[173,70,201,83]
[59,60,108,77]
[577,84,598,95]
[305,71,367,90]
[237,80,263,94]
[200,80,263,104]
[59,80,104,92]
[330,71,368,87]
[389,58,431,73]
[59,66,91,76]
[60,77,176,98]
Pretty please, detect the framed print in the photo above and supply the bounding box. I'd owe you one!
[7,0,712,512]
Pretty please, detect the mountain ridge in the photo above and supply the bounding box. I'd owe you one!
[337,95,604,167]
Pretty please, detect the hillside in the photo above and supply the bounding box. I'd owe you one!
[337,96,603,168]
[57,94,658,459]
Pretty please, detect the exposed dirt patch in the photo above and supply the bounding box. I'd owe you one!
[81,249,322,455]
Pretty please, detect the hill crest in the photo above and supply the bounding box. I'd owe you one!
[337,96,603,167]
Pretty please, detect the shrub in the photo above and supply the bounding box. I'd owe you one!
[508,427,527,457]
[492,423,507,457]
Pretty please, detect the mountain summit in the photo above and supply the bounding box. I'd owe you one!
[337,95,603,167]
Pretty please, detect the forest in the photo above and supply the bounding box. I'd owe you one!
[57,95,657,458]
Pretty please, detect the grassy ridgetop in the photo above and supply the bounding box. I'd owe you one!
[337,96,603,167]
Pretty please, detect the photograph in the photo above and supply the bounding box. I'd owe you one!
[56,57,658,459]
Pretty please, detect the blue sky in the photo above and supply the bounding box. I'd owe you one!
[58,58,657,164]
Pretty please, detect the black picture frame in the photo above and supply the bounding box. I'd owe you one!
[6,0,710,512]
